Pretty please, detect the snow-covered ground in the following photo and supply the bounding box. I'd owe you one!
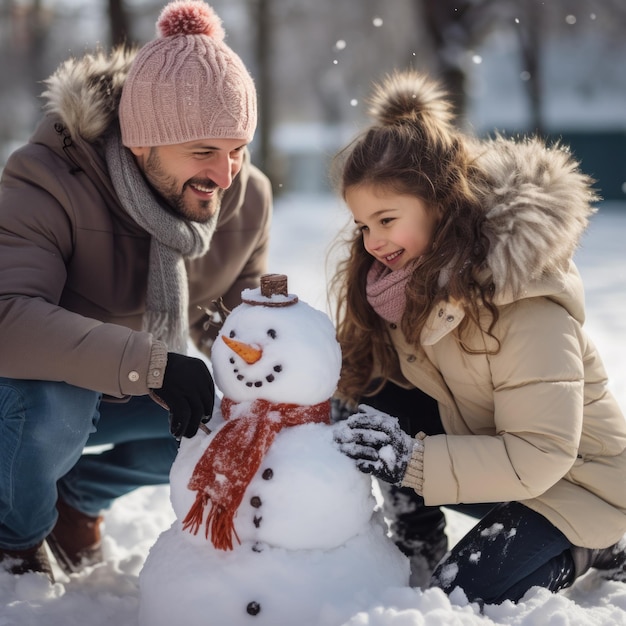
[1,195,625,625]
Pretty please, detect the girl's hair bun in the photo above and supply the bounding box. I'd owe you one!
[368,70,454,130]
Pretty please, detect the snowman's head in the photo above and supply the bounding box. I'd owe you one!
[212,295,341,405]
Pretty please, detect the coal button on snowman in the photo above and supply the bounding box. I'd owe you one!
[247,601,261,616]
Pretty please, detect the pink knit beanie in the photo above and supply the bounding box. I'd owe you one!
[119,0,257,147]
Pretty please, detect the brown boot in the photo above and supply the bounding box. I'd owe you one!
[0,541,54,582]
[46,499,104,575]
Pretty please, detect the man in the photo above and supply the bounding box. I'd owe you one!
[0,0,272,581]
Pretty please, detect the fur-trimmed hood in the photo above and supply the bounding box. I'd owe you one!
[475,135,598,300]
[422,135,598,346]
[41,46,135,143]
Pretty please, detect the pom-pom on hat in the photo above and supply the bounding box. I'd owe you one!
[119,0,257,147]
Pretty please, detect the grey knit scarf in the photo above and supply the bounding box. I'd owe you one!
[104,129,217,354]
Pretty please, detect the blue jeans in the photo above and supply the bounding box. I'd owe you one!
[0,378,176,550]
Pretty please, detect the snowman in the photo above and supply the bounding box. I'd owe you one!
[139,274,409,626]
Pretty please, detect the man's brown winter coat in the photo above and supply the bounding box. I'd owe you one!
[392,137,626,549]
[0,49,272,398]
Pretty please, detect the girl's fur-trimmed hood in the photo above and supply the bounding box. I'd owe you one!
[475,135,598,299]
[41,46,136,143]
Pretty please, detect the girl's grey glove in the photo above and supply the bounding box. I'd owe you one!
[333,404,414,485]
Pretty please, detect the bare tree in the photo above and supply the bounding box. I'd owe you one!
[108,0,132,48]
[514,0,544,134]
[416,0,626,132]
[248,0,273,177]
[417,0,503,124]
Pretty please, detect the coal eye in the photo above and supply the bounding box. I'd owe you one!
[267,329,277,339]
[229,330,236,338]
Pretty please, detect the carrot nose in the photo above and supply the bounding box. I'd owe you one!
[222,335,263,364]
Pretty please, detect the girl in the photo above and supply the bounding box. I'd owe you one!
[331,70,626,605]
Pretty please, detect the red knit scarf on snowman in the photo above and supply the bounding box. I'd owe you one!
[182,396,331,550]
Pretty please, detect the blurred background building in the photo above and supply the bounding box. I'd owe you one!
[1,0,625,199]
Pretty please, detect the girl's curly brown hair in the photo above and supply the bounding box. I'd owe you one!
[329,71,498,404]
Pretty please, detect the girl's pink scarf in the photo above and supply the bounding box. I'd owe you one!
[366,260,414,323]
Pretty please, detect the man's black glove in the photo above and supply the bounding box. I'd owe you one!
[151,352,215,440]
[334,404,414,485]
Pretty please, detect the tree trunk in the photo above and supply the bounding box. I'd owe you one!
[108,0,131,48]
[250,0,273,181]
[419,0,469,124]
[516,0,544,135]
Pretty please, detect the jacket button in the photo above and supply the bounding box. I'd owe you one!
[262,468,273,480]
[128,371,139,382]
[250,496,262,508]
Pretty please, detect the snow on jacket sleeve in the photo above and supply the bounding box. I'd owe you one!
[0,144,154,397]
[422,296,585,505]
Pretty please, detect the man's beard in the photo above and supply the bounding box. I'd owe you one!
[144,149,224,224]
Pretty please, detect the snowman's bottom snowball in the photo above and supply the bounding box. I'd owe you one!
[139,523,409,626]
